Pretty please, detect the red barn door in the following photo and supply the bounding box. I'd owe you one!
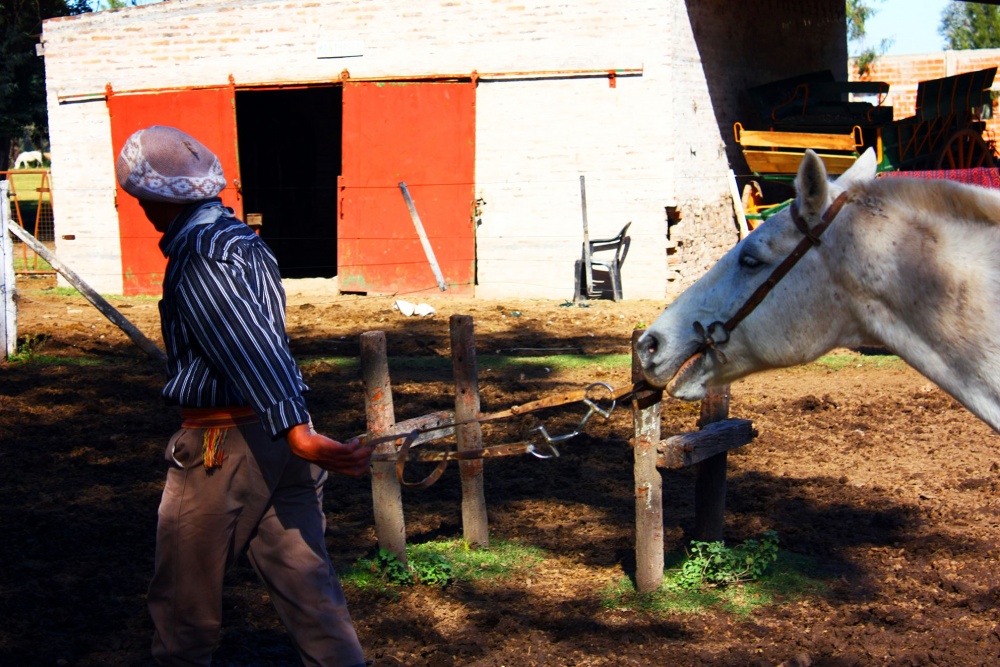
[339,81,476,296]
[108,87,241,296]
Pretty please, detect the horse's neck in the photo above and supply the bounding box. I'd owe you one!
[835,201,1000,433]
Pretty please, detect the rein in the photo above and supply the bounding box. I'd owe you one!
[366,380,650,489]
[693,191,851,362]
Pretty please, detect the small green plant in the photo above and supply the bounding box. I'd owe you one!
[667,531,779,590]
[9,332,48,362]
[366,547,454,588]
[601,533,826,618]
[373,548,417,586]
[412,553,453,586]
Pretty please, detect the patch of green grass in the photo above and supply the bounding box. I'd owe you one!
[303,351,904,377]
[600,536,828,620]
[32,286,79,297]
[300,353,631,375]
[413,538,545,582]
[810,352,905,372]
[6,353,104,367]
[300,357,359,371]
[12,252,53,272]
[483,353,628,372]
[15,285,160,304]
[396,354,627,375]
[5,333,128,367]
[341,538,546,594]
[8,172,45,202]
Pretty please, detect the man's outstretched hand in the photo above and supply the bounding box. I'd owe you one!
[286,423,374,477]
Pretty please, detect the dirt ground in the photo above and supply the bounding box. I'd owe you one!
[3,274,1000,667]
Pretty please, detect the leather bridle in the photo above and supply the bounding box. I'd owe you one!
[692,191,851,363]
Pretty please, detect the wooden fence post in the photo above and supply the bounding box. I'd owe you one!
[450,315,489,547]
[694,385,731,542]
[0,181,15,360]
[631,330,664,593]
[360,331,407,562]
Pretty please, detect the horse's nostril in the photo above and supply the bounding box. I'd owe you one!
[637,333,658,360]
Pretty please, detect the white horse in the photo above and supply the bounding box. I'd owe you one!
[13,151,44,169]
[636,148,1000,433]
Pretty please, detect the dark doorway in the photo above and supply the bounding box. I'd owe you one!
[235,86,342,279]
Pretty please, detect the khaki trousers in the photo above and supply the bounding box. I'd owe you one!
[148,421,366,667]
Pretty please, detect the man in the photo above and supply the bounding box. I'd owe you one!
[116,125,373,666]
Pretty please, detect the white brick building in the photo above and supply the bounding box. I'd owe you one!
[41,0,846,298]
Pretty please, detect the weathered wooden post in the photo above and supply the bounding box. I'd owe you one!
[1,181,15,360]
[360,331,407,562]
[631,330,664,592]
[450,314,489,547]
[694,385,731,542]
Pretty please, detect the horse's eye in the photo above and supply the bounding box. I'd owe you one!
[738,252,763,269]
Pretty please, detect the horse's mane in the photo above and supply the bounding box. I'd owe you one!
[855,176,1000,228]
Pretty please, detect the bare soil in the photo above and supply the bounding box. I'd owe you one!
[3,275,1000,667]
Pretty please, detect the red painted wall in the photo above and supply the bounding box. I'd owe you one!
[339,81,476,296]
[108,87,242,296]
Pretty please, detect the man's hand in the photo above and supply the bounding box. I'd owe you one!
[286,423,374,477]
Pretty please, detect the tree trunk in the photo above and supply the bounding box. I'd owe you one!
[1,136,15,172]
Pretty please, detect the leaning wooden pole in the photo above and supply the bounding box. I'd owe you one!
[398,182,448,291]
[360,330,408,562]
[5,220,165,364]
[631,329,664,593]
[577,175,593,300]
[450,314,489,547]
[694,385,731,542]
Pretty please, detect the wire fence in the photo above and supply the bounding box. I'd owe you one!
[2,170,56,274]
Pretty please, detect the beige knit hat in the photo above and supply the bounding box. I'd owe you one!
[115,126,226,203]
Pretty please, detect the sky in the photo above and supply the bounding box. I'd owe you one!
[862,0,952,56]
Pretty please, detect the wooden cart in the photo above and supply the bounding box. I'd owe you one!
[735,67,998,229]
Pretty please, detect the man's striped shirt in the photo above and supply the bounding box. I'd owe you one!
[158,199,310,438]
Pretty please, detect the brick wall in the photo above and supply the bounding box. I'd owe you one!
[850,50,1000,155]
[41,0,845,299]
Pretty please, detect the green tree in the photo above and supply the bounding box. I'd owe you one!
[940,2,1000,50]
[847,0,893,77]
[0,0,92,170]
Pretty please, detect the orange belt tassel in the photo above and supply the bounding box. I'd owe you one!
[180,406,258,470]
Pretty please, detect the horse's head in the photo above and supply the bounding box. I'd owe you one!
[636,148,878,399]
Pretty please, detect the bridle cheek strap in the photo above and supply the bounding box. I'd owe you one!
[694,191,851,360]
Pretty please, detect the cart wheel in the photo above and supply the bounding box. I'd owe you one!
[936,128,997,170]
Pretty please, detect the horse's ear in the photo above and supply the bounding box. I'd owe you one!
[795,149,828,217]
[836,147,878,187]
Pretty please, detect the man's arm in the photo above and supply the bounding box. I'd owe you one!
[286,424,374,477]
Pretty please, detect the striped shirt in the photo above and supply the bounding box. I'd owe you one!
[158,199,311,438]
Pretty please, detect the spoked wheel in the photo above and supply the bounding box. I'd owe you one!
[936,128,997,169]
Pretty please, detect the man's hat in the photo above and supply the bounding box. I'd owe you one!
[115,126,226,203]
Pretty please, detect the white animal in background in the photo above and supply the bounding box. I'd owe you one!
[13,151,45,169]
